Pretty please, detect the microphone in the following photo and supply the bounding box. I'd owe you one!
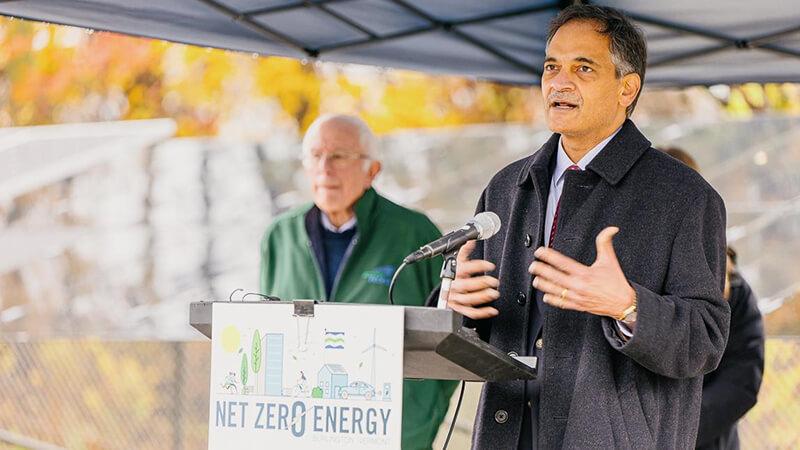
[403,212,501,264]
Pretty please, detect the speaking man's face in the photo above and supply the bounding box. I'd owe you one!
[303,120,379,218]
[541,19,635,139]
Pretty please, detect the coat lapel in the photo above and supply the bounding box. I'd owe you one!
[550,120,652,258]
[516,132,559,243]
[496,135,557,352]
[551,170,602,257]
[586,119,652,187]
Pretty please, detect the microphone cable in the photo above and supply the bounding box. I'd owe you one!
[442,380,466,450]
[387,261,408,305]
[227,288,281,302]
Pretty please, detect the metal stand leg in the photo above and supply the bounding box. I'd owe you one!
[437,250,459,309]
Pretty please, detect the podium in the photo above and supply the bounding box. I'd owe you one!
[190,300,535,382]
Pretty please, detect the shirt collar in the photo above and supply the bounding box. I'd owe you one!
[554,126,622,183]
[321,213,357,233]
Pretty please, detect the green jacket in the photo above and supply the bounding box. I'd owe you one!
[260,187,457,449]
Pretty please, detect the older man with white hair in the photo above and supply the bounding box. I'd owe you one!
[260,113,456,449]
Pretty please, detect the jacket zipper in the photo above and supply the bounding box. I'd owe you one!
[329,233,360,301]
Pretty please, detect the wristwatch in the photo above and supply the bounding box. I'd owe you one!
[617,291,637,322]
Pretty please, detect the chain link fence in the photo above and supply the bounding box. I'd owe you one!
[1,337,798,449]
[737,337,800,449]
[0,340,210,450]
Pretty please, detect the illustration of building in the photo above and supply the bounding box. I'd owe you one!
[317,364,348,399]
[264,333,284,396]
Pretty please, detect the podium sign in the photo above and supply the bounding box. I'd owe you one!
[208,302,405,449]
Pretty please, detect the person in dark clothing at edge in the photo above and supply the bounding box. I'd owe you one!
[445,5,731,449]
[259,113,457,449]
[663,147,765,450]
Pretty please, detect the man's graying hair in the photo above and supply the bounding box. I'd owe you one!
[302,114,378,160]
[547,5,647,117]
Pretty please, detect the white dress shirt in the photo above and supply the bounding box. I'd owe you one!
[321,213,357,233]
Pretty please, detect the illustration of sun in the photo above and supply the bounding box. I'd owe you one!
[220,325,241,353]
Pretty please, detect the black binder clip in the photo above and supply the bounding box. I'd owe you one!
[293,300,316,317]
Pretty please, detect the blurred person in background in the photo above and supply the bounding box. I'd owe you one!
[259,113,456,449]
[696,247,765,450]
[663,146,700,171]
[661,147,765,450]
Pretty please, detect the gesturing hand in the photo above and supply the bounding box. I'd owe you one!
[446,240,500,320]
[529,227,635,319]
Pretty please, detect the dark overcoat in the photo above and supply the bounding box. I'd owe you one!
[466,120,731,449]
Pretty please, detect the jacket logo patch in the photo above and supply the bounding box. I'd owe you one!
[361,265,395,286]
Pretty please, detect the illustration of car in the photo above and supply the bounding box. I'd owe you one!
[338,381,375,400]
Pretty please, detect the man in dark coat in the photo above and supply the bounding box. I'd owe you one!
[447,5,731,449]
[696,248,765,450]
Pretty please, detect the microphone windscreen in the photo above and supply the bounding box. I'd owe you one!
[472,211,501,240]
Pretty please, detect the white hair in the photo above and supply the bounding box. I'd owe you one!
[301,114,379,161]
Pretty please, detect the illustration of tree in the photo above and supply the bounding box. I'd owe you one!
[251,330,262,393]
[240,353,249,389]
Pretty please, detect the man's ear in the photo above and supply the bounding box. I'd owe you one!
[365,160,381,186]
[619,73,641,110]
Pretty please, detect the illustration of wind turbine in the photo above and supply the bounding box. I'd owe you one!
[361,328,387,388]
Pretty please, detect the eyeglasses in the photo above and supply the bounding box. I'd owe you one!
[302,151,369,169]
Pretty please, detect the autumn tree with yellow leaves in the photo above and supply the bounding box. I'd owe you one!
[0,17,541,136]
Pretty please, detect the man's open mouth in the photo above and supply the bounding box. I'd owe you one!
[550,100,578,110]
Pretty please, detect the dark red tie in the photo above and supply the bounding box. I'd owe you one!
[549,164,581,247]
